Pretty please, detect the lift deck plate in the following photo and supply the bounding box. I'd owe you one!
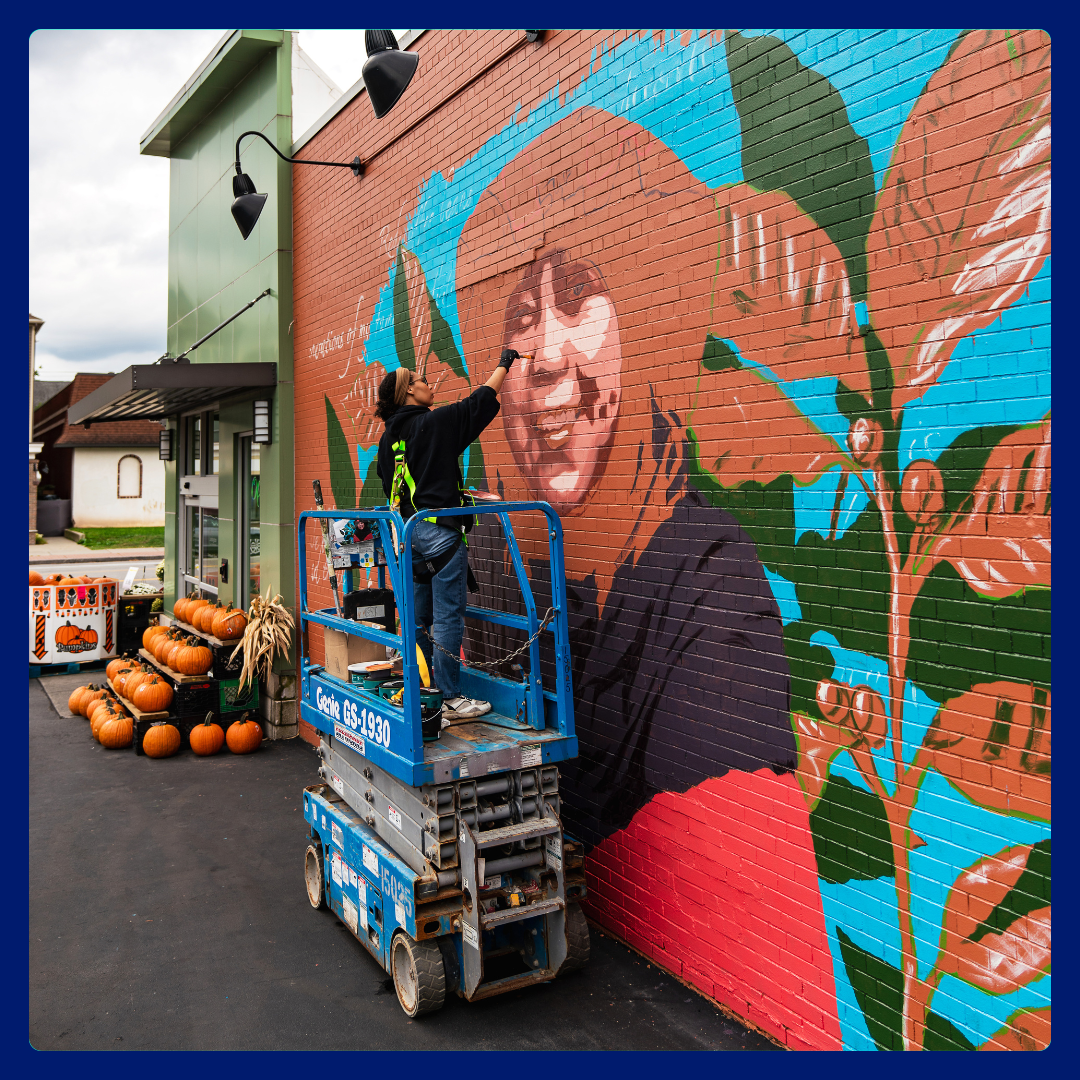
[301,670,577,789]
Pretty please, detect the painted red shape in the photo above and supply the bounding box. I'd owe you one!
[583,768,842,1050]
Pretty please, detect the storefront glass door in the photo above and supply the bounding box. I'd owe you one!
[239,436,261,607]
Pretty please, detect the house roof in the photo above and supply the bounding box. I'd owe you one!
[34,374,161,448]
[34,380,70,410]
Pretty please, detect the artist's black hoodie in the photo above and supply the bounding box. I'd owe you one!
[376,386,499,520]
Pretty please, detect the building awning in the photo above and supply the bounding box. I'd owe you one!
[68,361,277,425]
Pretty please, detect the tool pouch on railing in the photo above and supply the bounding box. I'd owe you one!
[412,542,479,593]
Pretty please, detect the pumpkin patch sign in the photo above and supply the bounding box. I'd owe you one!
[29,579,117,665]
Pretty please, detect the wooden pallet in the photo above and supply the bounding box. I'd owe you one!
[30,657,110,679]
[138,648,213,684]
[106,676,170,722]
[164,616,242,649]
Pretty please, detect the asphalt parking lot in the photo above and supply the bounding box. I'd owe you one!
[29,676,779,1051]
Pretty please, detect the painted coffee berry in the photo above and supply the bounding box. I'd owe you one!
[901,459,945,525]
[848,417,884,466]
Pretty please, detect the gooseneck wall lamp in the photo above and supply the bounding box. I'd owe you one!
[231,29,419,239]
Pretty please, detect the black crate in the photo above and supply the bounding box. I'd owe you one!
[169,679,217,718]
[117,596,158,655]
[211,640,244,677]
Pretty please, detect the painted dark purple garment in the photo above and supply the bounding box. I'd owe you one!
[465,489,795,850]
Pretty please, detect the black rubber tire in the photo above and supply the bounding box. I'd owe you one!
[304,841,326,910]
[391,932,446,1017]
[561,901,591,972]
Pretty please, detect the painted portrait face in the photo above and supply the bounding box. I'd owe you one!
[500,250,622,514]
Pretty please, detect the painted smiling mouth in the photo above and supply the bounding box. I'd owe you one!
[539,409,578,446]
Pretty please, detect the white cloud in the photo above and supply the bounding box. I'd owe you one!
[29,30,226,381]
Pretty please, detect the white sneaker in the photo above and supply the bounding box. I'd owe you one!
[442,696,492,720]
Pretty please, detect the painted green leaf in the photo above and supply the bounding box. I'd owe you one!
[907,562,1050,704]
[782,620,841,718]
[809,776,894,884]
[788,503,891,663]
[725,31,876,303]
[923,1010,977,1051]
[430,292,468,381]
[461,437,486,493]
[324,395,356,510]
[393,248,415,372]
[971,840,1050,943]
[686,434,796,576]
[701,333,742,373]
[835,927,904,1050]
[357,451,383,509]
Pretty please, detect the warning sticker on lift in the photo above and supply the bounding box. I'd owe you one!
[395,901,406,927]
[462,921,479,949]
[331,852,342,886]
[363,844,378,876]
[545,832,562,869]
[334,722,365,757]
[521,745,542,767]
[332,821,343,850]
[342,894,359,935]
[330,772,344,797]
[388,804,402,830]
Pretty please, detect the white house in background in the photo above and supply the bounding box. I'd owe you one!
[33,373,165,529]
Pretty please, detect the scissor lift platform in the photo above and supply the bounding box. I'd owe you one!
[298,501,589,1014]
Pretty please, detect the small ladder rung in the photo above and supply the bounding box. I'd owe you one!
[480,897,564,929]
[474,816,559,849]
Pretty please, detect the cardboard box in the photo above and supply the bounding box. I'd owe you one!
[323,623,385,682]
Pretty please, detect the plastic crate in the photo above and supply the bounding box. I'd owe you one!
[169,679,217,718]
[211,640,244,677]
[117,595,158,655]
[218,677,258,714]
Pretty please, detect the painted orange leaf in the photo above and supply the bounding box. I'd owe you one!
[938,845,1050,995]
[978,1006,1051,1051]
[933,415,1050,599]
[691,366,851,488]
[953,907,1051,995]
[924,681,1050,822]
[792,713,847,810]
[710,185,872,397]
[867,29,1051,412]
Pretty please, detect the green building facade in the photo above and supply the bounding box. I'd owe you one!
[141,29,296,735]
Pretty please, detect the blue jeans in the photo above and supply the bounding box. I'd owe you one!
[412,521,467,697]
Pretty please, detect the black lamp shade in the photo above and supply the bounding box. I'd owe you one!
[362,30,419,119]
[231,171,268,240]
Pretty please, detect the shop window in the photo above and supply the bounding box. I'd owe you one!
[118,455,142,498]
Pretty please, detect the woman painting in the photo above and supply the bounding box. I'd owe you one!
[455,106,863,850]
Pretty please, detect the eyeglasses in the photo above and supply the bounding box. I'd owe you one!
[410,376,429,387]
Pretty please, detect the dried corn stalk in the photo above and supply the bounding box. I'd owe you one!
[230,584,295,690]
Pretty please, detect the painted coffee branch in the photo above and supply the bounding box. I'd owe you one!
[36,29,1054,1051]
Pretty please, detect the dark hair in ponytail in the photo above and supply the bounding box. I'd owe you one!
[375,367,411,421]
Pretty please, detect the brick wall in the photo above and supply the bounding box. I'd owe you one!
[292,30,1051,1050]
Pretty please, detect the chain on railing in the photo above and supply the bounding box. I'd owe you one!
[417,607,556,673]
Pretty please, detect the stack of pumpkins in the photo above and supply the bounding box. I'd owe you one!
[30,570,113,586]
[172,594,248,641]
[143,624,213,677]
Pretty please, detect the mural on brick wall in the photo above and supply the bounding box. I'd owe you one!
[319,29,1050,1049]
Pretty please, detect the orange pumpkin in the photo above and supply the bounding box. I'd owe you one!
[107,653,137,680]
[99,712,134,749]
[172,597,187,620]
[91,704,120,741]
[165,639,188,670]
[185,598,210,627]
[143,723,181,758]
[58,577,82,586]
[120,664,153,698]
[132,676,173,714]
[143,625,169,650]
[44,573,63,585]
[189,712,225,756]
[212,604,248,641]
[173,638,213,676]
[154,630,179,663]
[68,685,91,715]
[193,602,217,634]
[226,712,263,755]
[29,570,44,586]
[83,687,111,717]
[79,575,94,584]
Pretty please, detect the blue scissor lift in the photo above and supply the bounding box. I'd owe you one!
[298,501,590,1015]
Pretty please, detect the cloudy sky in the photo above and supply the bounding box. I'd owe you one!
[29,29,370,383]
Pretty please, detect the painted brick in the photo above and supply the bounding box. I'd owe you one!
[291,28,1051,1052]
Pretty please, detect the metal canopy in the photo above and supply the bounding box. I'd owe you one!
[68,362,277,425]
